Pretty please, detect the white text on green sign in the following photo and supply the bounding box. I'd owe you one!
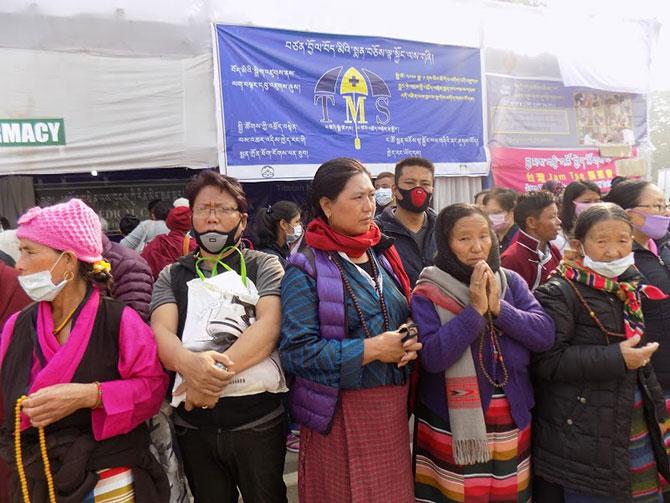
[0,119,65,146]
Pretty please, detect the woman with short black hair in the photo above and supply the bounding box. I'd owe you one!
[534,203,670,502]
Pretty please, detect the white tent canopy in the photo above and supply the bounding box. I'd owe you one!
[0,0,664,176]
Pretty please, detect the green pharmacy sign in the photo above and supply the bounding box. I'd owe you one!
[0,119,65,146]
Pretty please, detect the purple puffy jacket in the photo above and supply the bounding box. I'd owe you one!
[101,234,153,322]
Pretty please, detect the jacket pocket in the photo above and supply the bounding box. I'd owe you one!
[561,387,598,467]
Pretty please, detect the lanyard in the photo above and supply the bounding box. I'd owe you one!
[194,246,248,287]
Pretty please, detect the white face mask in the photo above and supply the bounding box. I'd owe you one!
[18,253,70,302]
[287,224,303,245]
[581,246,635,278]
[375,187,393,207]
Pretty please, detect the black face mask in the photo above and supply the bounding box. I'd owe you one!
[397,186,432,213]
[192,219,242,254]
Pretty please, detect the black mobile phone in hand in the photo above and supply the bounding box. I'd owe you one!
[399,322,418,343]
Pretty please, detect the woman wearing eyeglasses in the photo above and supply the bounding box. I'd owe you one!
[606,181,670,466]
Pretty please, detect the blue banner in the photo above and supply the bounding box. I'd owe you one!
[214,25,486,180]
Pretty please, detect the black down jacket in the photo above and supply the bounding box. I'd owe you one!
[533,269,670,502]
[633,241,670,393]
[375,206,437,288]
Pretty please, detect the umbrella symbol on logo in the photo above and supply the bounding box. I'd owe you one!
[314,66,391,151]
[340,67,368,150]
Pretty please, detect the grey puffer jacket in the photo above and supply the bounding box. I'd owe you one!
[101,234,153,322]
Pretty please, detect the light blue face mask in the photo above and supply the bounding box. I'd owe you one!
[580,245,635,278]
[374,188,393,207]
[286,224,303,245]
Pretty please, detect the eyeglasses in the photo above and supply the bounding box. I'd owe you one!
[635,204,669,213]
[193,206,239,218]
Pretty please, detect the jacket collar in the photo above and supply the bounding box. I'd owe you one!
[500,223,519,248]
[516,229,555,265]
[633,239,659,257]
[377,205,436,238]
[516,229,543,252]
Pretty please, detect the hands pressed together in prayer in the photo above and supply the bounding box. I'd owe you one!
[469,261,501,317]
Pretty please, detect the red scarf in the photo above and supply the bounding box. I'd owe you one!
[305,218,411,301]
[306,217,381,258]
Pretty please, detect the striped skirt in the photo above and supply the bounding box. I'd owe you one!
[630,388,663,502]
[662,392,670,459]
[414,393,531,503]
[299,384,414,503]
[83,467,134,503]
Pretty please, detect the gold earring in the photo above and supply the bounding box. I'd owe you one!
[64,270,74,281]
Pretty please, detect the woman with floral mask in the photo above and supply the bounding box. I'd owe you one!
[253,200,302,269]
[0,198,169,501]
[533,203,670,502]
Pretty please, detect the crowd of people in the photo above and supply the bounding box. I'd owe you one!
[0,157,669,503]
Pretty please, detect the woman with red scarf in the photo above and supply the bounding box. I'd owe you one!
[279,158,421,502]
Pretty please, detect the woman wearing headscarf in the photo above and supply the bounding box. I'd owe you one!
[280,158,421,502]
[533,203,670,502]
[141,206,196,280]
[0,198,169,502]
[411,203,554,503]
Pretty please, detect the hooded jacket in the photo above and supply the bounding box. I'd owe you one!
[141,207,196,280]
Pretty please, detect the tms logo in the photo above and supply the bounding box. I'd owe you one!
[314,66,391,150]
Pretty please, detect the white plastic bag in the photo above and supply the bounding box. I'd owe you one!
[171,269,287,406]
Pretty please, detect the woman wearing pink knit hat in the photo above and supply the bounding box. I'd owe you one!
[0,198,169,502]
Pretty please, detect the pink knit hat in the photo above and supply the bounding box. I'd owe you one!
[17,199,103,263]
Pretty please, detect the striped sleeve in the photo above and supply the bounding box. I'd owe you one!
[279,266,364,389]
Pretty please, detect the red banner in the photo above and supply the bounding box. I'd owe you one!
[490,147,631,193]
